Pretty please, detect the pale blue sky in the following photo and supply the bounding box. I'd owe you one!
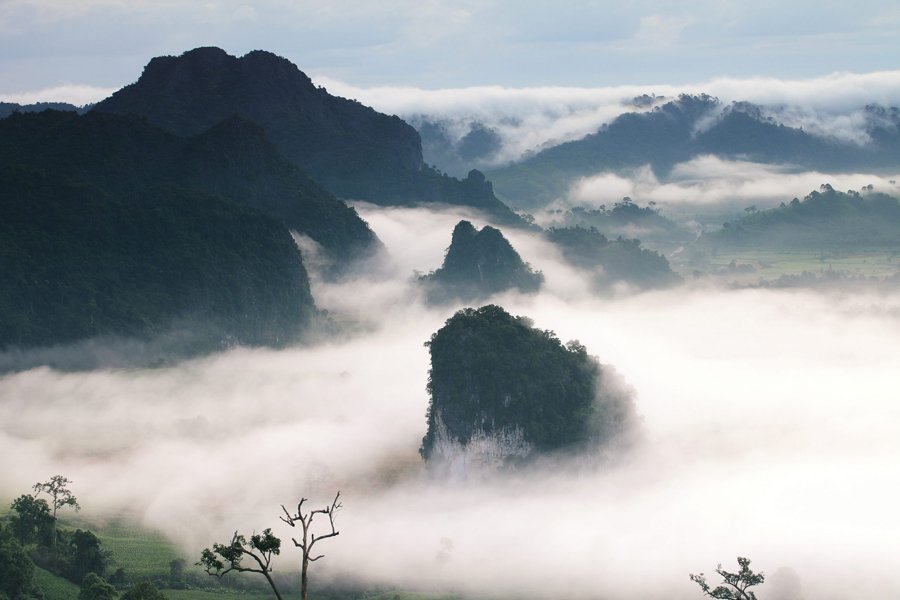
[1,0,899,97]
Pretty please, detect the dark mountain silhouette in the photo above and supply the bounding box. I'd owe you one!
[486,95,900,209]
[0,109,379,268]
[419,220,543,303]
[0,167,317,353]
[0,101,92,120]
[93,47,525,225]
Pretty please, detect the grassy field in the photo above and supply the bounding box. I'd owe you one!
[670,250,900,284]
[96,518,183,581]
[34,568,80,600]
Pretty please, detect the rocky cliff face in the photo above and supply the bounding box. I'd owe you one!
[419,220,543,303]
[421,305,637,480]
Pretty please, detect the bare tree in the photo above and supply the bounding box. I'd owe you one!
[690,556,765,600]
[33,475,80,560]
[197,492,341,600]
[280,492,342,600]
[198,529,284,600]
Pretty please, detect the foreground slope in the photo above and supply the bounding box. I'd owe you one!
[93,47,526,225]
[0,168,316,351]
[0,110,379,267]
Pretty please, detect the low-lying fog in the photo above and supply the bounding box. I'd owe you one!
[2,205,900,600]
[315,70,900,167]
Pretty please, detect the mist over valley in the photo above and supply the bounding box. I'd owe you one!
[2,19,900,600]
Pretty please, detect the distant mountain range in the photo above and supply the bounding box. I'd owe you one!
[0,101,92,119]
[93,47,526,226]
[482,95,900,209]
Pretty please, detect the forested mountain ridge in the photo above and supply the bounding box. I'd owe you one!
[0,167,317,352]
[419,220,544,303]
[486,95,900,209]
[0,109,380,268]
[0,101,92,119]
[697,184,900,250]
[546,226,683,289]
[92,47,527,226]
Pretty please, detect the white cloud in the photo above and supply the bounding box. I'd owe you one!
[0,84,116,105]
[571,156,900,208]
[634,13,694,45]
[312,70,900,166]
[2,206,900,598]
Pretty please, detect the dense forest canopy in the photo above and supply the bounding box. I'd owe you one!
[698,184,900,250]
[0,109,380,270]
[422,305,636,467]
[0,167,317,352]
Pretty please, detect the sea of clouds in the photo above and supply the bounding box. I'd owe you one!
[2,204,900,599]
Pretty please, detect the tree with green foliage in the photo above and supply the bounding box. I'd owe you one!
[0,524,36,600]
[168,559,186,589]
[199,529,284,600]
[78,573,117,600]
[120,581,168,600]
[690,557,765,600]
[67,530,106,584]
[33,476,79,562]
[199,493,341,600]
[8,495,54,546]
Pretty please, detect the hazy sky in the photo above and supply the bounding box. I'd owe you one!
[1,0,900,98]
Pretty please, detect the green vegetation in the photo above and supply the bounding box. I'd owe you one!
[546,226,682,289]
[0,167,316,351]
[0,109,379,268]
[34,567,79,600]
[690,557,764,600]
[422,305,635,462]
[93,48,526,227]
[419,221,543,303]
[545,198,694,250]
[697,185,900,251]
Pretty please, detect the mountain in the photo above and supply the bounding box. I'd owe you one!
[696,184,900,251]
[0,102,92,120]
[546,226,682,289]
[545,198,695,251]
[421,305,637,480]
[486,95,900,209]
[419,220,543,303]
[0,109,379,269]
[0,167,317,353]
[92,47,526,226]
